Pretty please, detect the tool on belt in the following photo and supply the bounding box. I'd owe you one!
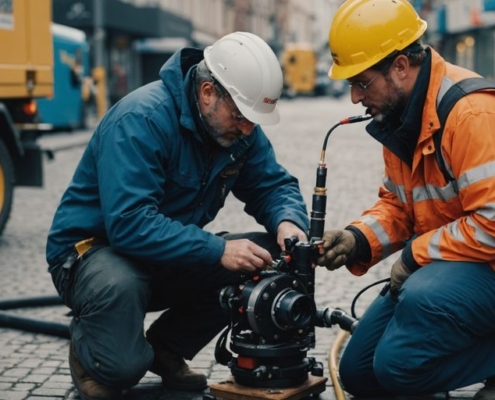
[74,237,98,257]
[61,237,99,279]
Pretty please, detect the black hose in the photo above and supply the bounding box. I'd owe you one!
[0,295,63,309]
[0,295,70,339]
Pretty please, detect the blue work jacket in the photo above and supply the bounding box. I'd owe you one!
[46,48,309,268]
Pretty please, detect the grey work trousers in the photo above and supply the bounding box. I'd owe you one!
[49,232,280,389]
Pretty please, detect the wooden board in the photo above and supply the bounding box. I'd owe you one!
[209,375,328,400]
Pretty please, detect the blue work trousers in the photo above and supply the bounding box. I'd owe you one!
[49,232,280,389]
[339,261,495,397]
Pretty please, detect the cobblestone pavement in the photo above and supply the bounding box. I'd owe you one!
[0,96,483,399]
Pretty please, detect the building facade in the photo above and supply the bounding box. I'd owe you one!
[52,0,319,105]
[424,0,495,81]
[52,0,193,104]
[51,0,495,109]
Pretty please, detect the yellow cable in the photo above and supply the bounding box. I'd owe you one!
[328,329,350,400]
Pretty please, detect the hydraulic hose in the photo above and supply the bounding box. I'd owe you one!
[313,114,371,400]
[0,295,70,339]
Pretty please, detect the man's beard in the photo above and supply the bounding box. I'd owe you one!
[202,105,242,148]
[374,77,407,123]
[207,126,241,147]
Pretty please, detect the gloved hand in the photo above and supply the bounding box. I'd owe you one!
[390,256,413,298]
[317,229,356,271]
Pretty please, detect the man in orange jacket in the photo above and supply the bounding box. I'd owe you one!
[317,0,495,398]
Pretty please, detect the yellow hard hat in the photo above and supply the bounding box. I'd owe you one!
[328,0,427,80]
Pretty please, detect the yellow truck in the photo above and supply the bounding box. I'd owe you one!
[0,0,53,235]
[281,44,317,97]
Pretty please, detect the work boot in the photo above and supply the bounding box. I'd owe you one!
[146,328,208,391]
[473,377,495,400]
[69,344,122,400]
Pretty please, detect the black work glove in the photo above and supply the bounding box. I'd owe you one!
[317,229,357,271]
[390,256,413,298]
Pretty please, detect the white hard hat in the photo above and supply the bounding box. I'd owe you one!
[204,32,283,125]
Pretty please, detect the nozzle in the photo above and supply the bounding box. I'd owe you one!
[315,307,358,333]
[339,114,372,125]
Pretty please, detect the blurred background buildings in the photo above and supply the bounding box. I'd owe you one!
[50,0,495,106]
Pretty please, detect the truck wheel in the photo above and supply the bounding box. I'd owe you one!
[0,138,14,235]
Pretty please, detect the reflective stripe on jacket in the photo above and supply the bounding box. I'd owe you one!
[347,48,495,275]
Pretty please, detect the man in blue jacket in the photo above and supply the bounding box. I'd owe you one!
[46,32,309,399]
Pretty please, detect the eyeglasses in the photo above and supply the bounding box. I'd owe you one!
[212,79,249,123]
[348,72,380,92]
[221,95,249,123]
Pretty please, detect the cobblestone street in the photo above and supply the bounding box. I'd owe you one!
[0,96,483,399]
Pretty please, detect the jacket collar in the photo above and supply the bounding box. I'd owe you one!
[158,47,203,136]
[365,48,439,167]
[418,48,448,143]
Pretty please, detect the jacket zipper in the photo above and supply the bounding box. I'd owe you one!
[196,149,216,207]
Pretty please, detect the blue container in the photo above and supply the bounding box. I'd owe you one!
[437,5,446,34]
[37,24,90,130]
[485,0,495,11]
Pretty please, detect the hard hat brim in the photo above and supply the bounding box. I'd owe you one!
[237,102,281,126]
[328,62,367,80]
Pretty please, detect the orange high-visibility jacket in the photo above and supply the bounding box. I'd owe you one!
[348,49,495,276]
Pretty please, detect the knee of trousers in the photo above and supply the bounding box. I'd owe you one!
[339,347,387,397]
[373,345,430,395]
[71,315,153,389]
[84,345,154,389]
